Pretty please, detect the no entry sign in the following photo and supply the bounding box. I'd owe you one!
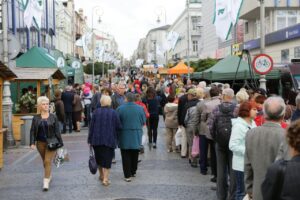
[252,54,274,75]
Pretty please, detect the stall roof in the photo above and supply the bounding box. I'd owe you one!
[11,67,65,80]
[0,62,17,79]
[16,46,57,68]
[192,55,280,80]
[168,61,194,74]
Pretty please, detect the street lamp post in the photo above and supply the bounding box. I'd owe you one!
[2,0,15,146]
[186,0,191,80]
[91,6,103,85]
[259,0,266,90]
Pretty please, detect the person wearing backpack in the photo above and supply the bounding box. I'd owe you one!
[209,88,236,200]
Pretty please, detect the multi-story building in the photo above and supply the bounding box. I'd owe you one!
[3,0,56,52]
[55,0,75,56]
[240,0,300,64]
[144,25,170,65]
[167,1,202,62]
[75,8,88,60]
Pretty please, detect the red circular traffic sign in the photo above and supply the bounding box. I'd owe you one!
[252,54,274,75]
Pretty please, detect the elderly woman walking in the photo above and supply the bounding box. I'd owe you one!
[30,96,63,191]
[88,95,121,186]
[117,93,146,182]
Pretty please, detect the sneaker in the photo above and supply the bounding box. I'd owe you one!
[112,159,116,164]
[124,178,131,182]
[153,143,157,149]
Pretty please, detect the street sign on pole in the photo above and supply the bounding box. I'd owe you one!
[252,53,273,75]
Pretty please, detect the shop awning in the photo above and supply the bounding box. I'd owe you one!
[11,67,65,80]
[191,55,280,80]
[0,61,17,79]
[16,46,57,68]
[168,61,194,74]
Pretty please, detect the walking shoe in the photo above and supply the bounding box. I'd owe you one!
[153,143,157,149]
[210,176,217,183]
[43,178,50,191]
[210,185,217,191]
[200,171,207,175]
[191,163,198,168]
[124,178,131,182]
[112,159,116,164]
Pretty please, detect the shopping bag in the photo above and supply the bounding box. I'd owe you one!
[191,136,200,158]
[242,194,252,200]
[175,127,183,146]
[142,132,147,146]
[53,148,69,168]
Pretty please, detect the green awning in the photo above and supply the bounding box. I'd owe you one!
[16,46,57,68]
[191,55,281,80]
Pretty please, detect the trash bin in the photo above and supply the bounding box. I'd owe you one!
[21,116,34,146]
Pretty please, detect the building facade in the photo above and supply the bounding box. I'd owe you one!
[144,25,170,65]
[55,0,75,56]
[240,0,300,64]
[167,1,202,63]
[75,8,88,61]
[4,0,56,52]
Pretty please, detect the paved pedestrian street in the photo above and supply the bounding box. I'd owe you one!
[0,119,217,200]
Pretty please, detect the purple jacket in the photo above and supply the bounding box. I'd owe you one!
[88,107,122,148]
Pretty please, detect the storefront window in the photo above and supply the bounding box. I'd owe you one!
[295,47,300,58]
[281,49,290,63]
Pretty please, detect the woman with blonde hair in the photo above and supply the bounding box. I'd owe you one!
[30,96,63,191]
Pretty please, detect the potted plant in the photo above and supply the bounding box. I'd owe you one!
[15,91,36,113]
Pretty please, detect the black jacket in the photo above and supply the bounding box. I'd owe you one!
[262,155,300,200]
[30,113,63,146]
[177,94,188,126]
[61,91,74,112]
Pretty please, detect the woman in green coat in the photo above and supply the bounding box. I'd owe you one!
[117,92,146,182]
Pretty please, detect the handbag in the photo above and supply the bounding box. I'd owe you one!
[89,146,98,175]
[47,137,63,150]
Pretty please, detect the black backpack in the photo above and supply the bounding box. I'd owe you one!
[213,103,235,148]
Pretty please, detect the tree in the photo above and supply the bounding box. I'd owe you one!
[189,58,218,72]
[83,62,115,76]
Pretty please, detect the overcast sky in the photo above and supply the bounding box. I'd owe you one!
[74,0,186,59]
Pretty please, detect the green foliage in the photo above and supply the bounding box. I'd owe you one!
[188,58,218,72]
[83,62,115,75]
[15,91,36,113]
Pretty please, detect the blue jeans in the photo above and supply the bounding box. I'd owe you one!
[234,170,245,200]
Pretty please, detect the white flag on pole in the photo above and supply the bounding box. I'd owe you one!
[23,0,43,29]
[214,0,243,41]
[166,31,180,50]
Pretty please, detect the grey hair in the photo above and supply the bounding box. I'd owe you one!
[125,92,136,102]
[263,96,286,121]
[222,88,235,98]
[296,93,300,108]
[100,95,112,107]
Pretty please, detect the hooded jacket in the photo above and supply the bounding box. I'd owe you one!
[164,103,178,128]
[229,117,256,172]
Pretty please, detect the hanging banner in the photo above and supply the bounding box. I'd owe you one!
[23,0,43,29]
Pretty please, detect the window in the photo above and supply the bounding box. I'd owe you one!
[245,22,249,34]
[281,49,289,63]
[191,16,201,30]
[276,10,298,31]
[192,40,198,52]
[295,47,300,58]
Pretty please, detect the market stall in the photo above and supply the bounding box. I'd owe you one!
[168,61,194,74]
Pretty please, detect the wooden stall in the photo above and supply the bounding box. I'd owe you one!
[10,67,65,141]
[0,62,17,169]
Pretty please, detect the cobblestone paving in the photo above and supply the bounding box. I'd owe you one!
[0,118,217,200]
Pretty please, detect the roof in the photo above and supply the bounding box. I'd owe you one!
[11,67,65,80]
[168,61,194,74]
[191,55,280,80]
[16,46,57,68]
[146,25,171,36]
[0,62,17,79]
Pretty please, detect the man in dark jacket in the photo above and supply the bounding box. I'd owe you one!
[61,85,74,133]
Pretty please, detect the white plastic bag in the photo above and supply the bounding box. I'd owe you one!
[175,127,183,146]
[53,148,69,168]
[142,133,147,145]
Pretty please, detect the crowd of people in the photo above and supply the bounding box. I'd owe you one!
[29,70,300,200]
